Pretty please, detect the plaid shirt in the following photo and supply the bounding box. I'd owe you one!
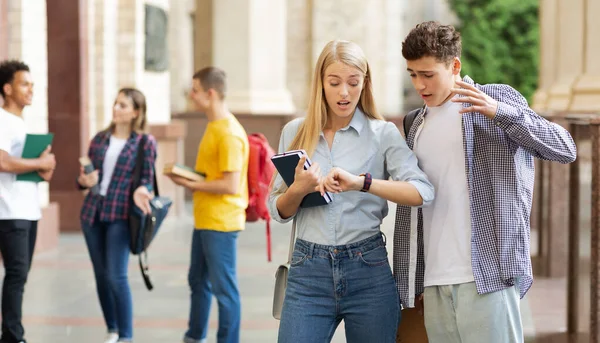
[393,76,577,308]
[80,131,157,228]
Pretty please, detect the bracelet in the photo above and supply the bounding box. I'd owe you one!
[359,172,372,192]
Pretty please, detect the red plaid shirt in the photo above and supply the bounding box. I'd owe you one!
[80,131,157,228]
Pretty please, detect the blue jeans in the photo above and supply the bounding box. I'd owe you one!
[184,229,240,343]
[278,232,400,343]
[82,219,133,340]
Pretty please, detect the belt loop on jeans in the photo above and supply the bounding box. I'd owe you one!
[347,246,353,259]
[308,243,315,258]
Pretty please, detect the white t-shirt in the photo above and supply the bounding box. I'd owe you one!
[0,108,41,220]
[413,97,475,287]
[99,136,127,196]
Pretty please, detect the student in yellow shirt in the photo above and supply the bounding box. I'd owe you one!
[167,67,249,343]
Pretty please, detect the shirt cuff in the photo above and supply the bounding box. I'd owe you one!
[269,193,295,223]
[492,102,520,131]
[408,180,434,207]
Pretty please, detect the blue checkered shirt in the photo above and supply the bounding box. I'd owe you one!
[393,76,577,308]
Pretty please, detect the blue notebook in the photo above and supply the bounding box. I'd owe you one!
[270,149,332,208]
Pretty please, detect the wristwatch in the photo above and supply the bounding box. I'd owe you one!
[359,173,372,192]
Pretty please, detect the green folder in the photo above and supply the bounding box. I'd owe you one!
[16,133,55,182]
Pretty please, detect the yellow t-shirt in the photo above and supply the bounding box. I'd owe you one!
[193,116,249,231]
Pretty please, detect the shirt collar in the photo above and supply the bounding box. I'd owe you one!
[343,107,366,136]
[319,107,367,138]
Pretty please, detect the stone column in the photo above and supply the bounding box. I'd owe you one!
[570,0,600,112]
[212,0,295,114]
[285,0,312,113]
[311,0,405,117]
[86,0,119,135]
[380,0,405,116]
[99,0,118,131]
[46,0,88,233]
[532,0,559,112]
[0,0,7,62]
[590,118,600,342]
[193,0,213,72]
[168,0,194,113]
[546,0,585,111]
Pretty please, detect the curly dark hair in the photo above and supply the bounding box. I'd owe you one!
[402,21,462,65]
[0,60,30,98]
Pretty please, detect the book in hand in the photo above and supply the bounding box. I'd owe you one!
[79,157,100,195]
[163,163,206,181]
[270,149,332,208]
[16,133,54,183]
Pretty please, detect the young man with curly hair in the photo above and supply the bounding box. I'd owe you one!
[393,21,576,343]
[0,60,56,343]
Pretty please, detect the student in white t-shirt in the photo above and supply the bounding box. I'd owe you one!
[0,60,56,343]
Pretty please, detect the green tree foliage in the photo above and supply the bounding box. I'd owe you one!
[449,0,539,102]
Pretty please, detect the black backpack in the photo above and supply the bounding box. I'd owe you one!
[403,105,426,137]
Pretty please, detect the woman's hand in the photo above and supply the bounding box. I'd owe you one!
[319,167,362,194]
[77,166,99,188]
[289,156,322,196]
[133,185,154,215]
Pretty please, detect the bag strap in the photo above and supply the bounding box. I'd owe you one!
[132,134,160,196]
[286,217,297,264]
[403,104,427,137]
[139,252,153,290]
[131,135,145,195]
[132,134,159,291]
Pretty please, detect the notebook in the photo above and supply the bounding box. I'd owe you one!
[270,149,332,208]
[16,133,55,182]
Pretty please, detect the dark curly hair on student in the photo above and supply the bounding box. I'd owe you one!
[0,60,30,98]
[402,21,461,65]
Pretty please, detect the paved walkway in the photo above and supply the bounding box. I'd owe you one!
[0,202,556,342]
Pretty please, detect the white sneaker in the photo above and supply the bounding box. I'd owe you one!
[103,333,119,343]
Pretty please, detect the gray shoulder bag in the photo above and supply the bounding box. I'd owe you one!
[272,217,296,320]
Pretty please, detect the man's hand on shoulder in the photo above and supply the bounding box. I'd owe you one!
[451,80,499,120]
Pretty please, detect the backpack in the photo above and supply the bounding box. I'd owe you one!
[403,105,426,137]
[246,133,276,261]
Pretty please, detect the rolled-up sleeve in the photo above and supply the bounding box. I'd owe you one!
[268,119,303,223]
[382,122,434,206]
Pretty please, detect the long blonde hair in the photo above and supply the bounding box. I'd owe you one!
[288,40,383,157]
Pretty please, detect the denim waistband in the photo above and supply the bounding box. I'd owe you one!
[294,232,386,259]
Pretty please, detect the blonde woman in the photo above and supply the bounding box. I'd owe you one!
[268,40,435,343]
